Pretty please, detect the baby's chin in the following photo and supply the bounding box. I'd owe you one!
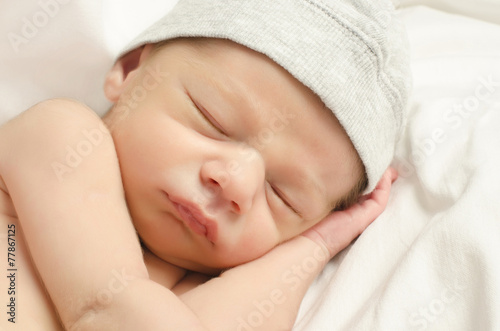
[143,244,227,276]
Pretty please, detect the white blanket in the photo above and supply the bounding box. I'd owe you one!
[1,1,499,330]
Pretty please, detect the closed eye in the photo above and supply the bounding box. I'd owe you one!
[188,93,226,136]
[270,183,302,217]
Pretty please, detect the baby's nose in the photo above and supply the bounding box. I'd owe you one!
[200,146,265,215]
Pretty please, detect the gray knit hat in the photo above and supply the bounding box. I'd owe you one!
[119,0,412,192]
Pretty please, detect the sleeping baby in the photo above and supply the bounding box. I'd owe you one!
[0,0,410,330]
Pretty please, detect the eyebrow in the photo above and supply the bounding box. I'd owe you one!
[191,61,266,122]
[191,59,244,104]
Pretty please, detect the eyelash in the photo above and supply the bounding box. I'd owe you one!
[269,183,301,217]
[190,96,226,136]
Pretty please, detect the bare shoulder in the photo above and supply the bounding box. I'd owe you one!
[0,98,113,183]
[0,98,106,142]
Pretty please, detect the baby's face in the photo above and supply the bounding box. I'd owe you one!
[104,39,362,274]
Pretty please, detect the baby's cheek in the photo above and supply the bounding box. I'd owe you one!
[243,226,281,257]
[222,228,279,266]
[273,218,310,244]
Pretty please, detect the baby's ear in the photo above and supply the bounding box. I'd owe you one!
[104,44,154,102]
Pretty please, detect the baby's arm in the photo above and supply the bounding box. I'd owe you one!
[178,168,398,330]
[0,99,207,330]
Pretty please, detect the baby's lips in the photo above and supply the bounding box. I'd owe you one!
[167,192,219,243]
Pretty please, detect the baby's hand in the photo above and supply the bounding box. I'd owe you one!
[302,167,398,260]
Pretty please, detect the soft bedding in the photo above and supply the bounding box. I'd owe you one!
[1,1,500,331]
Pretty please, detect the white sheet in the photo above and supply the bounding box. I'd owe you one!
[1,1,500,330]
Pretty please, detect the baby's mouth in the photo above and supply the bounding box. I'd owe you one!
[176,203,207,235]
[165,192,218,243]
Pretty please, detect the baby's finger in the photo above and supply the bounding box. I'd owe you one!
[357,166,397,215]
[302,166,397,257]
